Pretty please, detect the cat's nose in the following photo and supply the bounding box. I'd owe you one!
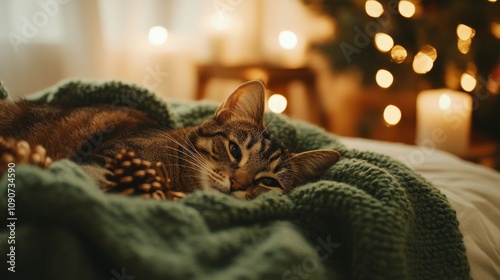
[230,170,250,192]
[230,178,245,192]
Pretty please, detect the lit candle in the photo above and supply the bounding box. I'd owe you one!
[416,89,472,156]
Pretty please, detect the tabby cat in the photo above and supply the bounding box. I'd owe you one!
[0,80,340,199]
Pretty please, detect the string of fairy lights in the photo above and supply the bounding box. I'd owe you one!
[271,1,482,119]
[364,0,498,126]
[147,1,499,127]
[368,1,477,89]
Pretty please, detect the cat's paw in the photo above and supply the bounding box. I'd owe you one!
[102,149,185,201]
[0,137,52,174]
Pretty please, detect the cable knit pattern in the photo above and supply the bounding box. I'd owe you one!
[0,81,470,280]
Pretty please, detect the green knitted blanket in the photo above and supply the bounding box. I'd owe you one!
[0,81,470,280]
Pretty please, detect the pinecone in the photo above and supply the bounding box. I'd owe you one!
[102,149,186,201]
[0,137,52,175]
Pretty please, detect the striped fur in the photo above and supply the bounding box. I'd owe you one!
[0,81,341,199]
[174,81,342,199]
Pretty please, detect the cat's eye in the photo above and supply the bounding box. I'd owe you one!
[257,177,281,188]
[228,142,242,161]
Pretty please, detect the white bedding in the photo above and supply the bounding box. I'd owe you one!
[340,137,500,280]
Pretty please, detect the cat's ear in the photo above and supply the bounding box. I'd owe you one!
[291,149,341,184]
[215,80,266,126]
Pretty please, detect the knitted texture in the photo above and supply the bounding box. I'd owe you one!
[0,81,470,280]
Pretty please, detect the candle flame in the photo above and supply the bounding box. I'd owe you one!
[439,94,452,110]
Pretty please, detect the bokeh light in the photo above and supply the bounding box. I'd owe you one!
[390,45,407,63]
[491,22,500,39]
[268,94,288,113]
[374,33,394,52]
[399,1,416,18]
[457,38,472,54]
[456,24,475,40]
[412,53,434,74]
[383,105,402,126]
[279,31,298,50]
[461,73,477,92]
[148,26,168,45]
[421,45,437,61]
[365,0,384,17]
[376,69,394,88]
[211,14,230,31]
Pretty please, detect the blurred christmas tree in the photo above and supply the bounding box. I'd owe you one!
[302,0,500,138]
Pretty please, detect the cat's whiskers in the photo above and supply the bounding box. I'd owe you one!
[151,142,217,186]
[166,127,230,188]
[155,129,212,167]
[160,146,214,175]
[158,142,209,167]
[161,163,201,171]
[162,147,223,179]
[162,155,219,182]
[258,113,279,139]
[153,129,228,189]
[165,159,226,191]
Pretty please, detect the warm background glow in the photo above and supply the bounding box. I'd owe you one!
[0,0,498,157]
[491,22,500,39]
[211,14,230,31]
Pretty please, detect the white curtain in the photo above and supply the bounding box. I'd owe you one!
[0,0,333,100]
[0,0,205,99]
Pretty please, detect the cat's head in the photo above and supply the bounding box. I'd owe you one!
[190,80,341,199]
